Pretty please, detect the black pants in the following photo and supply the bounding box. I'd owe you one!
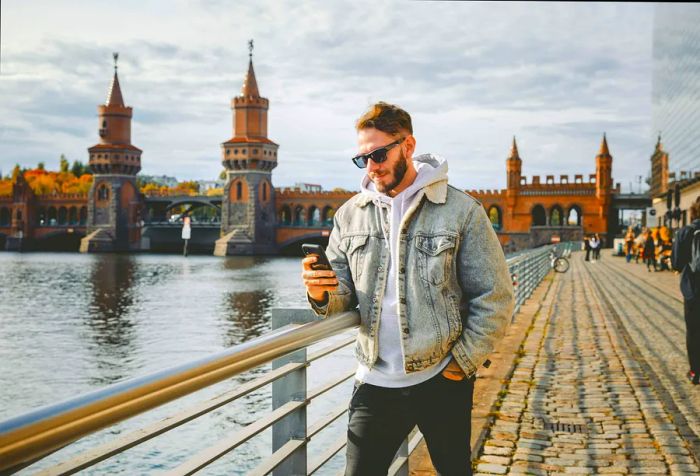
[345,372,475,476]
[685,297,700,373]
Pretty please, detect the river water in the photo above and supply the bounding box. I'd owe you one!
[0,252,356,475]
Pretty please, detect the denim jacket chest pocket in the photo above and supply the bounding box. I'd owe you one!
[414,234,457,285]
[342,235,370,279]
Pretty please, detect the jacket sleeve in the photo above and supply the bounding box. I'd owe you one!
[672,226,690,272]
[307,212,359,317]
[450,203,515,377]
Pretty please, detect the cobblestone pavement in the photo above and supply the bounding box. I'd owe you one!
[474,252,699,475]
[592,254,700,451]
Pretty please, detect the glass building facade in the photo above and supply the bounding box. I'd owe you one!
[652,4,700,181]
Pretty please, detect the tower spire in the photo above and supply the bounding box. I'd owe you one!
[599,133,610,156]
[106,52,125,106]
[241,39,260,98]
[509,136,520,159]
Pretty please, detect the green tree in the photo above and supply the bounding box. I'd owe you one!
[219,169,227,180]
[71,160,87,177]
[37,162,45,171]
[59,154,69,173]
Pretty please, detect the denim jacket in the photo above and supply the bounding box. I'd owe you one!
[309,175,514,378]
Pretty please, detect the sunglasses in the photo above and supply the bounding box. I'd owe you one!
[351,137,405,169]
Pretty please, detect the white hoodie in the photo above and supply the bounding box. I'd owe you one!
[355,154,452,387]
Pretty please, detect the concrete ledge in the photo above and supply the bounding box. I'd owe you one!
[408,273,556,474]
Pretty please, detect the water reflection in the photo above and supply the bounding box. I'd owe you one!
[222,256,270,270]
[221,289,274,347]
[86,254,139,383]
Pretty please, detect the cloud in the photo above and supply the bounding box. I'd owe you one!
[0,1,658,191]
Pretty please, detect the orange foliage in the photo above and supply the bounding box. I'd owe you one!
[0,179,12,196]
[13,168,93,196]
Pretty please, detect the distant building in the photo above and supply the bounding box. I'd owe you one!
[650,4,700,227]
[196,179,225,192]
[139,174,179,188]
[293,183,323,193]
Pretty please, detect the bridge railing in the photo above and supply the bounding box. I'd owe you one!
[0,243,574,475]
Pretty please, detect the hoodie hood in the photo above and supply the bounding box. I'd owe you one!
[360,153,448,201]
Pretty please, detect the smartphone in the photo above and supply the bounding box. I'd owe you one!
[301,243,332,271]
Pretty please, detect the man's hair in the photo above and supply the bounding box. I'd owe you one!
[691,195,700,221]
[356,101,413,136]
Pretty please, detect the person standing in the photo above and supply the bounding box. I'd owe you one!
[672,196,700,385]
[302,102,514,475]
[584,235,591,262]
[625,229,635,263]
[590,234,600,263]
[644,230,658,272]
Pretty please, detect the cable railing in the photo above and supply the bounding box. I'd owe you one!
[0,243,573,475]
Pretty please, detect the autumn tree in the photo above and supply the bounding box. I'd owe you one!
[59,154,69,173]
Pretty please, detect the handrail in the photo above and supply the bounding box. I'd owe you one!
[0,243,574,474]
[0,311,360,473]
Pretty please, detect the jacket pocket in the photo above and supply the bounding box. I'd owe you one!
[342,235,369,279]
[415,234,456,285]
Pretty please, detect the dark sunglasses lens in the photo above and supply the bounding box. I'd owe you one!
[352,155,368,168]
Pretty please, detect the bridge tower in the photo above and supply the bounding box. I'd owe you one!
[214,41,279,256]
[80,53,144,253]
[505,136,522,228]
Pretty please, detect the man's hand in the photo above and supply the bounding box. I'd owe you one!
[302,255,339,303]
[441,359,466,381]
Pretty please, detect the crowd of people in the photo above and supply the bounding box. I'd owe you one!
[620,226,675,272]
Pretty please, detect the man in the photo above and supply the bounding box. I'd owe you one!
[302,102,514,475]
[672,196,700,385]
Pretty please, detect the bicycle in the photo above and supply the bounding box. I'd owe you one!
[550,248,570,273]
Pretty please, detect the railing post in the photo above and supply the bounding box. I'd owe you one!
[271,309,318,476]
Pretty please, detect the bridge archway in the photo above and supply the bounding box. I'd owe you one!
[294,206,306,226]
[531,204,546,226]
[279,205,291,225]
[68,206,78,225]
[80,206,88,225]
[36,207,47,226]
[36,230,86,251]
[48,207,57,225]
[308,206,321,226]
[322,206,335,226]
[488,205,502,231]
[567,205,582,226]
[549,204,564,226]
[58,207,68,225]
[0,207,10,226]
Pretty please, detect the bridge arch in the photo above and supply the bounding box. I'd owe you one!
[80,206,88,225]
[549,204,564,226]
[278,232,330,255]
[531,204,546,227]
[488,205,502,231]
[58,206,68,225]
[279,205,291,225]
[567,204,582,226]
[308,206,321,226]
[36,207,47,226]
[0,207,10,226]
[293,205,306,226]
[48,207,57,225]
[322,206,335,226]
[68,206,79,225]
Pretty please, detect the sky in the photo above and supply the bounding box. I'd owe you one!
[0,1,659,192]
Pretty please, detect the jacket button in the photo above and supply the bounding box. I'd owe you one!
[400,298,406,304]
[372,297,377,303]
[403,327,409,334]
[400,267,405,274]
[378,266,383,272]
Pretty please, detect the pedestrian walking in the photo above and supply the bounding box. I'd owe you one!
[625,229,635,263]
[584,235,591,262]
[644,230,658,272]
[302,101,515,475]
[590,234,600,263]
[672,196,700,385]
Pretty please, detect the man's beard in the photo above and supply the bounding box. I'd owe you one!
[373,149,408,194]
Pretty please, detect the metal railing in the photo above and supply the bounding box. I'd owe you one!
[0,243,572,475]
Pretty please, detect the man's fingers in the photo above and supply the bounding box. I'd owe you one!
[302,255,318,270]
[304,278,338,286]
[301,270,336,279]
